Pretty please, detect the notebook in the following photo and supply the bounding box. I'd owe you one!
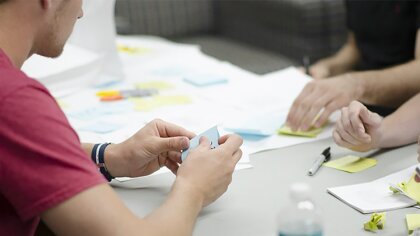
[327,165,418,214]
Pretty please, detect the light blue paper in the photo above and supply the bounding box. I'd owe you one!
[225,113,286,137]
[182,126,220,161]
[68,101,134,120]
[79,121,123,134]
[184,74,228,87]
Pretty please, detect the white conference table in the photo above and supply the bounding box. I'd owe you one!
[113,138,420,235]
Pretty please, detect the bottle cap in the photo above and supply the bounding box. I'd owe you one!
[290,183,311,201]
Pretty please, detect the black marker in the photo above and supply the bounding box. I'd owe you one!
[303,56,310,76]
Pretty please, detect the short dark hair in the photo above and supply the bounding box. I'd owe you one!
[0,0,7,3]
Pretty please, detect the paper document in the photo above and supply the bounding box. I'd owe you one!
[327,165,418,213]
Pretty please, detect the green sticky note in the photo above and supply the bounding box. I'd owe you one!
[323,155,377,173]
[277,125,323,138]
[135,81,174,90]
[406,214,420,234]
[364,212,386,232]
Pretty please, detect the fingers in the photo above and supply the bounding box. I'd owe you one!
[159,136,190,152]
[154,119,196,139]
[298,93,332,131]
[198,136,211,149]
[417,136,420,163]
[333,129,352,149]
[165,159,180,175]
[340,107,370,142]
[167,151,182,164]
[286,82,316,130]
[335,117,361,146]
[218,134,243,154]
[359,106,382,127]
[347,103,366,136]
[231,149,243,166]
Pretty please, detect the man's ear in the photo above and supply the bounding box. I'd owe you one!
[39,0,52,10]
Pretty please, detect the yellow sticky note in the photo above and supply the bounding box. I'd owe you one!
[117,45,151,55]
[364,212,386,232]
[130,95,191,111]
[153,95,192,106]
[402,175,420,203]
[277,125,323,138]
[406,214,420,234]
[135,81,174,90]
[129,98,156,111]
[323,155,377,173]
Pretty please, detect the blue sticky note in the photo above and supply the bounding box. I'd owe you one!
[225,113,286,137]
[68,101,134,120]
[181,126,220,161]
[184,74,228,87]
[80,121,123,134]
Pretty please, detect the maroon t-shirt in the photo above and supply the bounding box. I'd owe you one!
[0,50,105,235]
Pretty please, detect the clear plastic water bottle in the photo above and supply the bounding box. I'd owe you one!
[277,183,323,236]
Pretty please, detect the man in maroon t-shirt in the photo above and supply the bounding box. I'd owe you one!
[0,0,243,235]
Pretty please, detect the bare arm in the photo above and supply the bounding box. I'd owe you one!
[333,94,420,152]
[309,32,361,79]
[287,30,420,131]
[352,30,420,107]
[378,93,420,147]
[43,134,243,236]
[42,182,202,236]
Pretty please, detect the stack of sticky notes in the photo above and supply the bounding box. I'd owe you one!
[323,155,377,173]
[278,125,324,138]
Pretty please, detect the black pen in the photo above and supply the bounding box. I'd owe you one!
[308,147,331,176]
[303,56,310,76]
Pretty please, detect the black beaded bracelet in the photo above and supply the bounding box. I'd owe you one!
[91,143,115,182]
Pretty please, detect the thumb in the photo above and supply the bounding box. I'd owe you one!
[159,136,190,152]
[360,106,382,127]
[198,136,211,149]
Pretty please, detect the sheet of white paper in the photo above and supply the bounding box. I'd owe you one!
[69,0,124,80]
[23,0,124,95]
[327,165,418,214]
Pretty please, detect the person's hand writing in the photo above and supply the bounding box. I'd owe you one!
[286,74,363,131]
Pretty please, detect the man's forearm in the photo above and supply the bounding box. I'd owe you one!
[140,181,203,236]
[321,32,361,76]
[378,93,420,148]
[352,59,420,107]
